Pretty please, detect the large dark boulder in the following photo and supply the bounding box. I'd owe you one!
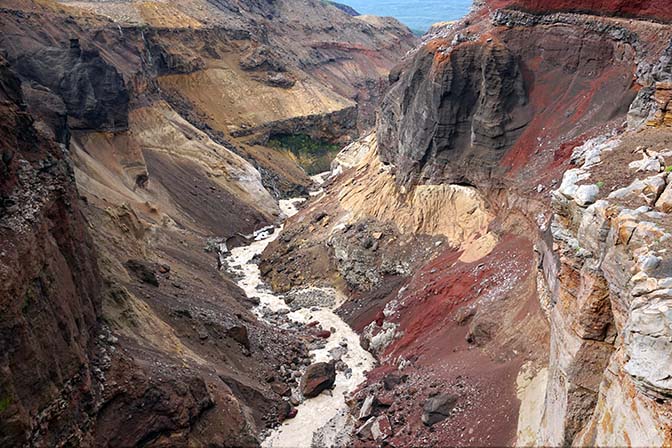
[421,393,458,426]
[300,362,336,398]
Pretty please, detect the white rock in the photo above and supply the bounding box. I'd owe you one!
[655,183,672,213]
[558,168,589,200]
[574,184,600,206]
[637,255,661,273]
[359,395,375,420]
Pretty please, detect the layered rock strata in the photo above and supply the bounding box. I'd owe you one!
[0,0,415,445]
[263,1,672,446]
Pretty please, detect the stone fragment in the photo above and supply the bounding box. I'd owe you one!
[315,330,331,339]
[290,391,302,406]
[329,346,347,361]
[629,155,663,172]
[356,417,375,440]
[574,184,600,207]
[124,259,159,286]
[226,325,250,349]
[655,182,672,213]
[609,175,666,206]
[300,362,336,398]
[371,415,392,441]
[271,381,291,397]
[359,395,375,420]
[335,360,348,372]
[422,393,458,426]
[383,372,407,390]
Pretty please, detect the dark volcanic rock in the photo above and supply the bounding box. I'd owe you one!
[240,46,286,72]
[0,57,102,447]
[14,44,128,131]
[421,393,458,426]
[377,40,530,186]
[124,259,159,286]
[383,372,408,390]
[227,325,251,349]
[300,362,336,398]
[330,1,360,16]
[271,381,291,397]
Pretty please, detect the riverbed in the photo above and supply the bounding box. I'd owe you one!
[225,198,375,448]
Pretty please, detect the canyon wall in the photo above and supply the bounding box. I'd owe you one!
[0,56,102,446]
[488,0,672,23]
[4,0,672,445]
[263,1,672,446]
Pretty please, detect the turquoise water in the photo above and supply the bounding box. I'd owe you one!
[342,0,472,33]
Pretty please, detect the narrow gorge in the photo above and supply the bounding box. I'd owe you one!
[1,0,672,447]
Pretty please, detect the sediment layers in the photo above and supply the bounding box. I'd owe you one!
[0,56,102,446]
[0,0,414,445]
[262,1,672,446]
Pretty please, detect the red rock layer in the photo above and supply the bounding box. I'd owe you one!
[350,233,549,447]
[490,0,672,22]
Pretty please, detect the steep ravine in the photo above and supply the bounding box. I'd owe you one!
[4,0,672,446]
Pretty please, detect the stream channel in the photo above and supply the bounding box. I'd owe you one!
[225,197,375,447]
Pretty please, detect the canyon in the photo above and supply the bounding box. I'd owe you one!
[1,0,672,447]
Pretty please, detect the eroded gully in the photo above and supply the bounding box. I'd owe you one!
[225,198,375,448]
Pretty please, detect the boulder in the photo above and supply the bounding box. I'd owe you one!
[271,381,291,397]
[315,330,332,339]
[124,259,159,286]
[655,182,672,213]
[265,72,296,89]
[300,362,336,398]
[421,393,458,426]
[226,325,250,350]
[574,184,600,207]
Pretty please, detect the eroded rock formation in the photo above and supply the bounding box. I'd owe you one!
[0,0,414,446]
[5,0,672,445]
[0,56,102,446]
[262,1,672,446]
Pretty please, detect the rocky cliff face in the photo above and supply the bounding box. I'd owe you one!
[262,1,672,446]
[490,0,672,22]
[0,57,102,446]
[543,130,672,447]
